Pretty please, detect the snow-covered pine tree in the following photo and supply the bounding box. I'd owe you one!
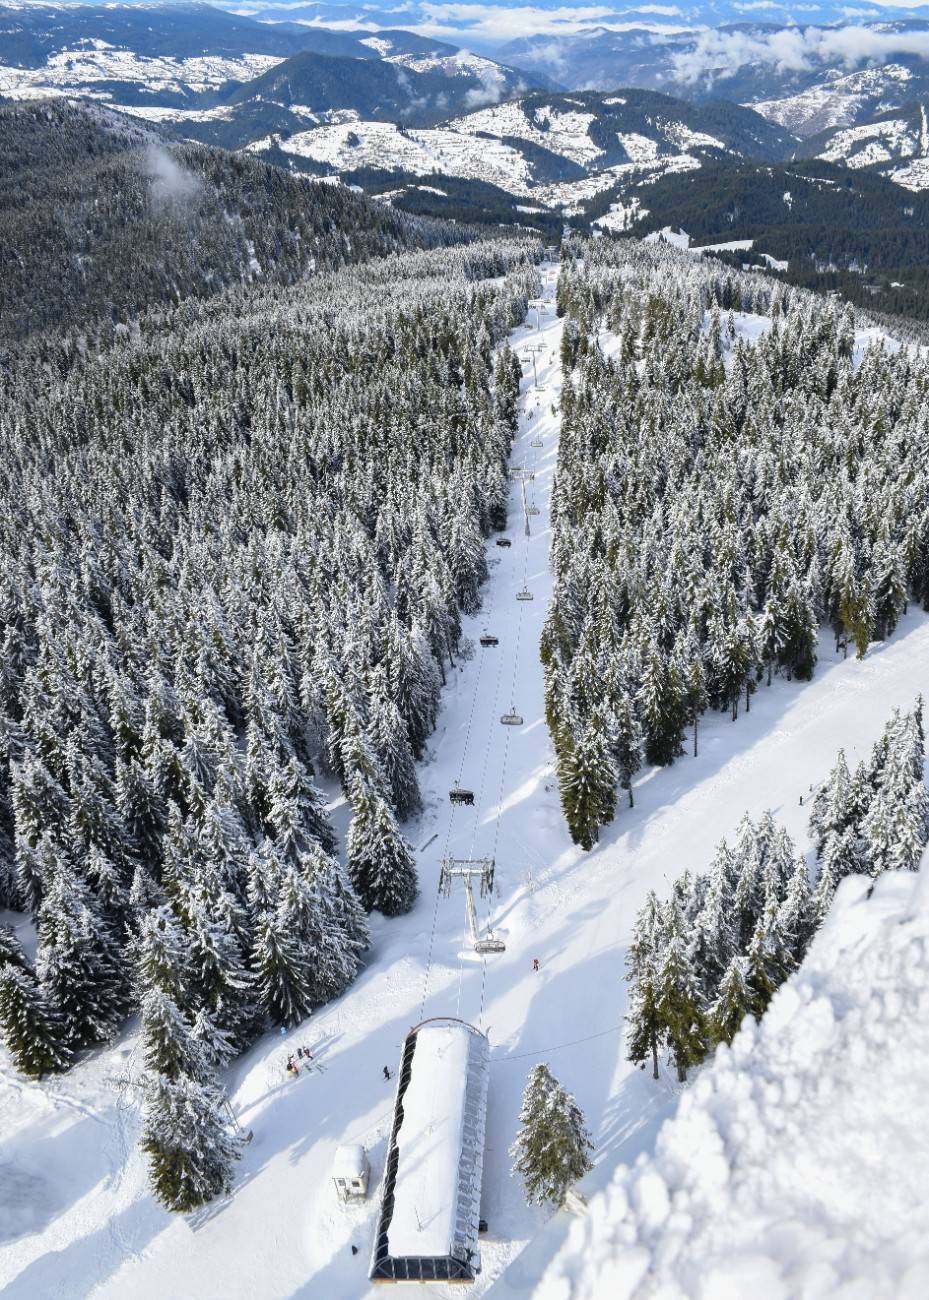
[706,954,752,1048]
[625,891,663,1079]
[367,683,422,822]
[611,691,642,808]
[252,908,314,1029]
[36,849,131,1048]
[346,775,418,916]
[140,1023,243,1211]
[558,709,617,850]
[510,1063,593,1208]
[0,923,29,972]
[0,964,72,1077]
[654,896,708,1081]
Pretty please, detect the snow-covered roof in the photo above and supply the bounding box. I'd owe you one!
[370,1018,490,1283]
[332,1145,366,1180]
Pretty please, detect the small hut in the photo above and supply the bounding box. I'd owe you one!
[369,1017,490,1284]
[333,1144,370,1202]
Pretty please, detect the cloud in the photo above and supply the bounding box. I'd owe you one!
[145,145,201,208]
[671,24,929,85]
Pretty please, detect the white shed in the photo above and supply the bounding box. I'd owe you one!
[333,1144,370,1202]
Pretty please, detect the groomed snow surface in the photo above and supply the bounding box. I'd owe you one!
[4,264,929,1299]
[536,860,929,1300]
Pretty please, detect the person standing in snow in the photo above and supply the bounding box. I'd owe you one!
[532,958,540,973]
[383,1065,391,1081]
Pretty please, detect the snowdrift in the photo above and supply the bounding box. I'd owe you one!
[536,857,929,1300]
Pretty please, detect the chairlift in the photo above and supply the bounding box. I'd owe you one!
[500,709,523,726]
[475,935,506,954]
[530,436,543,448]
[479,634,499,647]
[449,783,475,806]
[516,588,533,601]
[495,538,512,548]
[527,504,540,516]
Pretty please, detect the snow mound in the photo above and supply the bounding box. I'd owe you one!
[536,860,929,1300]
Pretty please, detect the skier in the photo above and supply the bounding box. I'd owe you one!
[351,1246,359,1256]
[383,1065,392,1081]
[286,1055,299,1078]
[532,958,540,973]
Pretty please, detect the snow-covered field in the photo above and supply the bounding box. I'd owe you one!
[0,45,280,101]
[4,264,929,1299]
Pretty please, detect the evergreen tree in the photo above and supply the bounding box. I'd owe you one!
[141,1066,243,1212]
[625,892,663,1079]
[654,898,707,1081]
[346,777,418,916]
[707,954,752,1048]
[510,1063,593,1208]
[0,964,71,1078]
[559,710,617,850]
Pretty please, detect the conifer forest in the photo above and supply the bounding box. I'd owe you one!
[3,100,929,1300]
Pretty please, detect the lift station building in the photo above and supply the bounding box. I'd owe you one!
[369,1017,490,1284]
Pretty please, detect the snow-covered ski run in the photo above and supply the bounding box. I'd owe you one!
[4,260,929,1300]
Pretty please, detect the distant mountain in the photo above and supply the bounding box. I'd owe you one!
[0,3,548,131]
[801,102,929,192]
[752,65,929,138]
[0,98,463,340]
[495,19,929,104]
[195,46,545,139]
[243,88,795,228]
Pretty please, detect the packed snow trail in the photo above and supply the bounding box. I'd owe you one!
[5,263,929,1299]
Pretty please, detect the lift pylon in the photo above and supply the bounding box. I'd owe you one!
[439,858,505,954]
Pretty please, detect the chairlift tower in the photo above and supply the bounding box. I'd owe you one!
[439,858,505,954]
[523,341,545,388]
[509,465,536,535]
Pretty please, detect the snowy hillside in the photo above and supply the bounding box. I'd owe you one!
[751,64,922,138]
[809,104,929,192]
[5,245,929,1298]
[536,859,929,1300]
[0,44,282,102]
[246,89,792,220]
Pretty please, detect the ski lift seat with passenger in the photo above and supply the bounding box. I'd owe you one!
[500,709,523,726]
[516,588,533,601]
[449,784,475,807]
[495,538,512,548]
[479,634,499,647]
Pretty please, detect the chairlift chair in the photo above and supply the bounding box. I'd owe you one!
[475,935,506,954]
[479,633,499,647]
[500,709,523,726]
[530,436,543,448]
[527,504,540,516]
[449,783,475,807]
[495,538,512,548]
[516,588,533,601]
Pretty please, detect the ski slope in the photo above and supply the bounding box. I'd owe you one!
[4,262,929,1298]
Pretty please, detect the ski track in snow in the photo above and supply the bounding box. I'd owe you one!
[4,262,929,1297]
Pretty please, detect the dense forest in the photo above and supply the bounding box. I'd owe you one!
[544,239,929,850]
[583,158,929,320]
[0,100,474,341]
[0,235,537,1207]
